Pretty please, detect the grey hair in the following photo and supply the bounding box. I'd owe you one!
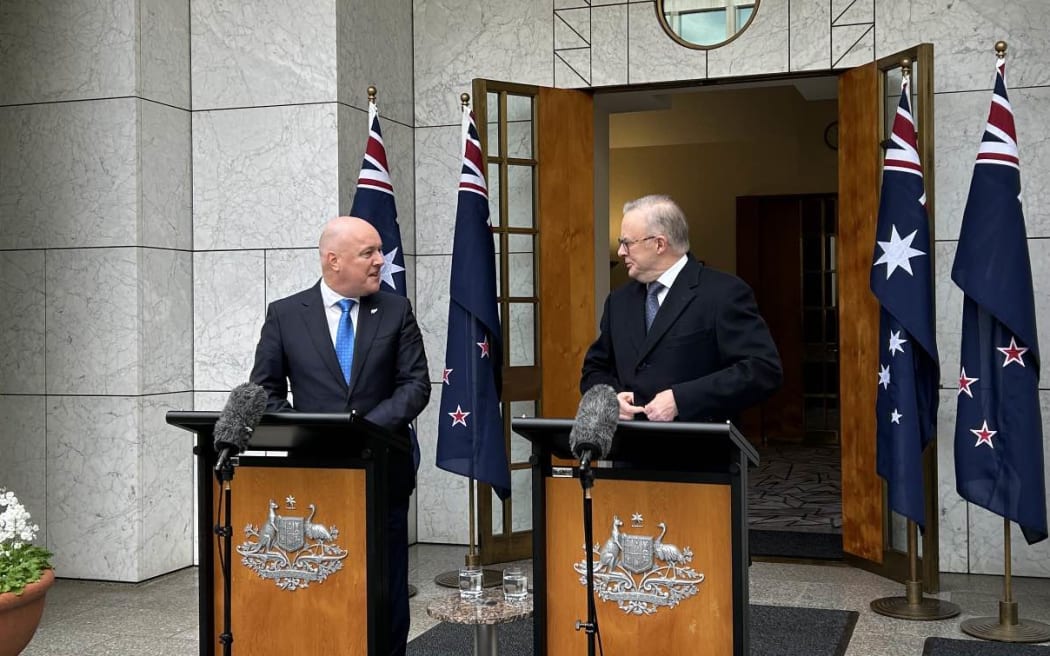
[622,194,690,253]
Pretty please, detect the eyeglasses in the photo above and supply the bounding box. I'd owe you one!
[616,235,658,252]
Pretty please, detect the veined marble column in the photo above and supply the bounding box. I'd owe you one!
[0,0,193,581]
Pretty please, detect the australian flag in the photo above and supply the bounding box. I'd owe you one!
[350,100,407,295]
[952,56,1047,545]
[869,75,939,529]
[436,108,511,500]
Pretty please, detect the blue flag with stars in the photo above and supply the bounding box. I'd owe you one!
[350,101,407,295]
[870,75,939,529]
[952,56,1046,545]
[435,107,511,500]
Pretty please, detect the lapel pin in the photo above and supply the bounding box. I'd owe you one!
[370,308,378,314]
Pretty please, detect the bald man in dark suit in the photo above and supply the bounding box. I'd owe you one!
[582,195,782,424]
[250,216,429,656]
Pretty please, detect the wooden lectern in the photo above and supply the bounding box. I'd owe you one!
[512,418,758,656]
[166,411,409,656]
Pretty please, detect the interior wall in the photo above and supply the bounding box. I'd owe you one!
[608,85,837,287]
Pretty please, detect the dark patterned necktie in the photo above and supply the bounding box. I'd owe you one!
[645,282,663,331]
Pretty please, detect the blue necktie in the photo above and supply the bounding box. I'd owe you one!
[335,299,355,384]
[645,282,663,331]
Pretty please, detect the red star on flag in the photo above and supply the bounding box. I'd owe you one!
[442,368,453,384]
[970,420,997,449]
[448,405,470,427]
[476,336,490,358]
[997,337,1028,367]
[958,367,978,398]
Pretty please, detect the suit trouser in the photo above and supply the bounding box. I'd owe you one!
[388,498,410,656]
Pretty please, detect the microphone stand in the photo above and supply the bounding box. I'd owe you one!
[214,445,240,656]
[574,452,599,656]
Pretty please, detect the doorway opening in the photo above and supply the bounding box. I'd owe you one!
[599,75,844,560]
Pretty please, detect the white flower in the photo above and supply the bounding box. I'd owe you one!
[0,487,40,546]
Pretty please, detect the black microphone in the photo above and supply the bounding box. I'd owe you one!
[569,384,619,468]
[214,382,268,472]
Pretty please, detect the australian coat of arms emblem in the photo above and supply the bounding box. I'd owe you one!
[573,514,704,615]
[237,496,348,591]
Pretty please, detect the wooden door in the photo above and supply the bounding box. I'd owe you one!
[473,80,595,564]
[839,44,940,588]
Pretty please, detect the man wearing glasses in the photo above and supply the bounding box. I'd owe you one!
[581,194,782,423]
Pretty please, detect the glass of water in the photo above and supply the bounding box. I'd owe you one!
[458,566,483,600]
[502,566,527,601]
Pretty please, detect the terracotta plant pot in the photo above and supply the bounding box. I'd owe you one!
[0,569,55,656]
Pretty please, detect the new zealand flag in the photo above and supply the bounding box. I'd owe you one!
[350,101,407,295]
[870,75,939,529]
[436,108,510,500]
[952,56,1047,545]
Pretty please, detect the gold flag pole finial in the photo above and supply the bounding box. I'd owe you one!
[367,85,377,103]
[461,92,471,108]
[995,41,1008,59]
[900,58,912,78]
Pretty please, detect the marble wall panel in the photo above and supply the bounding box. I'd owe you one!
[0,0,136,105]
[706,0,789,79]
[140,248,193,394]
[932,90,990,246]
[627,2,706,84]
[413,0,553,127]
[45,248,139,396]
[415,382,470,543]
[338,0,414,126]
[936,389,969,573]
[1012,87,1050,240]
[138,393,195,579]
[46,395,140,581]
[140,101,192,251]
[415,255,452,385]
[265,248,322,305]
[934,242,962,390]
[590,4,628,87]
[191,0,337,109]
[876,0,1050,93]
[338,104,368,220]
[0,99,138,250]
[139,0,191,108]
[192,104,340,251]
[0,251,45,394]
[193,250,265,390]
[414,126,462,255]
[790,0,831,72]
[0,395,47,544]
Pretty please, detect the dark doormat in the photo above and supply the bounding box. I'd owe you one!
[923,636,1050,655]
[750,529,844,560]
[409,604,858,656]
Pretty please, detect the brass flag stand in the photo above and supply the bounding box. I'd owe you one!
[870,519,959,620]
[960,518,1050,643]
[433,475,502,589]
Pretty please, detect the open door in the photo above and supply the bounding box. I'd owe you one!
[472,80,595,564]
[839,44,940,589]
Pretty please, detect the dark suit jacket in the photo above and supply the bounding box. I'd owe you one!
[581,255,782,423]
[250,281,430,500]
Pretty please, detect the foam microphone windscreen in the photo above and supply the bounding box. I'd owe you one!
[569,384,619,460]
[213,382,268,454]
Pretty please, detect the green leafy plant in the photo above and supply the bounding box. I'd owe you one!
[0,488,53,595]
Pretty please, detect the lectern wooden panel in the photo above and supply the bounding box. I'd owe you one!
[166,411,408,656]
[545,478,734,655]
[513,418,756,656]
[212,467,367,656]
